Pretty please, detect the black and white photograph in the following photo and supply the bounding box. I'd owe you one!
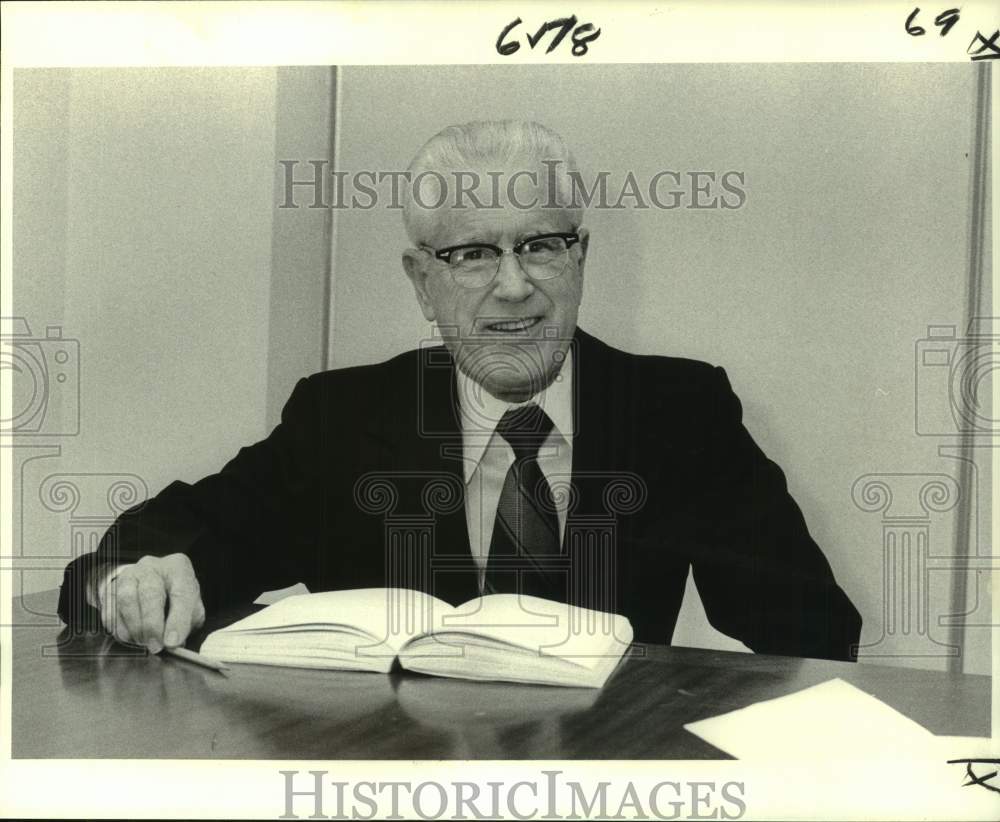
[1,2,996,820]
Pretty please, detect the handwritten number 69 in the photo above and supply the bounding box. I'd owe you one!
[497,16,602,57]
[905,7,961,37]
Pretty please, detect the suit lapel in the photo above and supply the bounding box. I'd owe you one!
[565,329,641,611]
[568,329,623,510]
[388,345,478,605]
[569,329,607,480]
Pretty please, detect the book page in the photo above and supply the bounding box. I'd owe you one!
[436,594,633,670]
[207,588,454,654]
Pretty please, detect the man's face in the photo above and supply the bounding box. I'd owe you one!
[403,168,588,403]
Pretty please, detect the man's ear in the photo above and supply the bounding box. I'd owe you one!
[575,227,590,278]
[402,249,437,321]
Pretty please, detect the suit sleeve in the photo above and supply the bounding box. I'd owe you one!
[687,367,862,661]
[57,375,320,629]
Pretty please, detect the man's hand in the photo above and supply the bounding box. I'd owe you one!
[96,554,206,653]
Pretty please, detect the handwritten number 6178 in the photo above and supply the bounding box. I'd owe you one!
[496,16,601,57]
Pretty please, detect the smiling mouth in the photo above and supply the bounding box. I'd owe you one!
[480,316,543,333]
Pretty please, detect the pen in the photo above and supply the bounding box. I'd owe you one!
[164,645,230,674]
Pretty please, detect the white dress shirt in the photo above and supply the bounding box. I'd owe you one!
[456,350,575,593]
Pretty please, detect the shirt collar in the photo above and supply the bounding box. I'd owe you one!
[456,348,574,483]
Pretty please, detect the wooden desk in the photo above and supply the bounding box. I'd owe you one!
[11,590,990,759]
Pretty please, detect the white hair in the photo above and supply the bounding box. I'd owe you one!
[402,120,584,244]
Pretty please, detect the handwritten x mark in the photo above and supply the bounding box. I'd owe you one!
[968,30,1000,60]
[947,759,1000,793]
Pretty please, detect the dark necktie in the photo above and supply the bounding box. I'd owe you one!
[484,404,562,599]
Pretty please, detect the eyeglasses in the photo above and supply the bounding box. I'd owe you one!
[421,232,581,289]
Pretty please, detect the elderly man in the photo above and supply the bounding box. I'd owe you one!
[58,120,861,661]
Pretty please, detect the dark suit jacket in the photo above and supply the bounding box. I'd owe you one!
[58,328,861,660]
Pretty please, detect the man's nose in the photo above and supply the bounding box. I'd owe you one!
[491,251,533,300]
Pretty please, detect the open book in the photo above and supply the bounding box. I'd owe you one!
[200,588,633,688]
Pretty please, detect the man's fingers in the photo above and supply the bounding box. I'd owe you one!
[161,554,204,648]
[112,603,134,646]
[162,587,199,648]
[96,554,205,651]
[192,597,207,630]
[116,573,143,642]
[136,574,167,653]
[101,584,128,642]
[104,574,140,646]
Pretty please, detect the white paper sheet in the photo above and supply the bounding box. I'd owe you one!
[683,678,999,817]
[684,678,941,761]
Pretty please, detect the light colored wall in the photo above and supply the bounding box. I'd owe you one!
[13,67,331,598]
[267,67,334,429]
[330,64,989,674]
